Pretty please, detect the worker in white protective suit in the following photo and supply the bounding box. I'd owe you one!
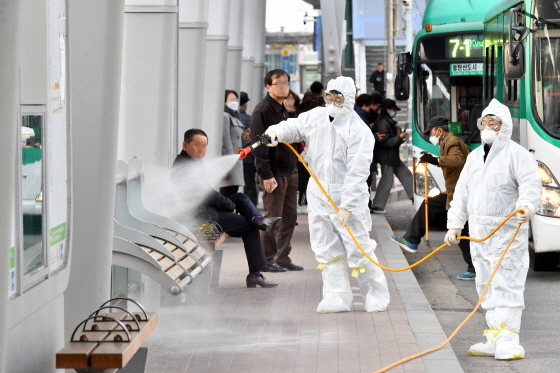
[264,76,390,313]
[445,99,542,360]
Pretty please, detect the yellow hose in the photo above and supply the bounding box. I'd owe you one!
[283,142,524,372]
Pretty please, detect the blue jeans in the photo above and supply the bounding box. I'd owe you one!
[217,193,267,272]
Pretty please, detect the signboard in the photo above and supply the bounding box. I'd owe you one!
[450,63,483,76]
[281,48,290,72]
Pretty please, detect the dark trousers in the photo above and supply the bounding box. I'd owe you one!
[217,193,267,273]
[404,193,475,273]
[219,185,239,197]
[260,172,298,266]
[243,162,258,206]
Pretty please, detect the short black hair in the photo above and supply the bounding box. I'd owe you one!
[184,128,208,143]
[310,81,324,94]
[356,93,374,107]
[371,92,384,105]
[224,89,238,103]
[263,69,290,87]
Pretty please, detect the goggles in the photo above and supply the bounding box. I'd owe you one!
[324,91,345,107]
[477,114,502,130]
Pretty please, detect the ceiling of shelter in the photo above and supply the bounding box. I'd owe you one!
[301,0,320,9]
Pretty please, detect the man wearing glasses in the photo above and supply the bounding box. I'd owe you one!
[250,69,304,273]
[445,99,541,360]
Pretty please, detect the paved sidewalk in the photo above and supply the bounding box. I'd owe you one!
[143,211,463,373]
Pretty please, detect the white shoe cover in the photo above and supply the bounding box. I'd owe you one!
[468,342,495,357]
[494,330,524,360]
[355,262,390,312]
[316,260,353,313]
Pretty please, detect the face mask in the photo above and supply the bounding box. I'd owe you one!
[429,136,440,146]
[227,101,239,111]
[389,111,397,118]
[480,127,498,145]
[327,103,342,117]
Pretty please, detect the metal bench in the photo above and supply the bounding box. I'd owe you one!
[56,298,157,373]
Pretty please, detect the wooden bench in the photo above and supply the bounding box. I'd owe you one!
[199,232,228,251]
[56,298,157,373]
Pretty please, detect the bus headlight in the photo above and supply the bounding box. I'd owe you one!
[414,159,441,197]
[536,162,560,218]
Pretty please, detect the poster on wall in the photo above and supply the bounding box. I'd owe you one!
[46,0,69,272]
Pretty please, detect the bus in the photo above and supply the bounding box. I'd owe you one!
[400,0,560,270]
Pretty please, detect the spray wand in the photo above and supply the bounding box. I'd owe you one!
[237,134,274,158]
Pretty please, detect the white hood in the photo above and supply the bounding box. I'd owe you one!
[480,98,513,141]
[325,76,356,116]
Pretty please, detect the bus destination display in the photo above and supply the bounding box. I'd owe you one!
[446,35,484,59]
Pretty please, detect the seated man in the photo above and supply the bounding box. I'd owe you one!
[172,128,281,288]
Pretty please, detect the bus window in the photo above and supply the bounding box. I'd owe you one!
[534,27,560,138]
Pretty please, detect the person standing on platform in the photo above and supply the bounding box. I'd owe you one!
[239,92,258,206]
[445,99,541,360]
[390,116,475,280]
[250,69,303,273]
[263,76,390,313]
[369,63,386,97]
[220,90,245,197]
[370,99,414,214]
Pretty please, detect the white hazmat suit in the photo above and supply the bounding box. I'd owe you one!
[446,99,542,359]
[266,76,390,313]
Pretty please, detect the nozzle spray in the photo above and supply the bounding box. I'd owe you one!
[238,134,274,158]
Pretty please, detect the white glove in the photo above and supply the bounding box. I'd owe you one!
[264,130,278,147]
[337,209,352,226]
[517,206,532,224]
[444,228,462,245]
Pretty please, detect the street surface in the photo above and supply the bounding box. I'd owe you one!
[384,197,560,373]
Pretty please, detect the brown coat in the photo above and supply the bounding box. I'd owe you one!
[437,133,471,209]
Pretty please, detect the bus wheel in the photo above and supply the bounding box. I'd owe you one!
[529,247,559,272]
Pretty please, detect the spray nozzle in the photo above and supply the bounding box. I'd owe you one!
[237,134,275,159]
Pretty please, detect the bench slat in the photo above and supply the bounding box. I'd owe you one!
[158,257,175,271]
[179,256,197,271]
[166,265,185,281]
[170,248,187,262]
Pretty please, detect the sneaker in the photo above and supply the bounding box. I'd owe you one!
[390,236,419,253]
[457,272,476,281]
[371,207,387,215]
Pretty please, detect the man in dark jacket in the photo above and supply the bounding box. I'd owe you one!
[172,128,282,288]
[390,117,475,280]
[369,63,386,97]
[250,69,303,272]
[239,92,258,206]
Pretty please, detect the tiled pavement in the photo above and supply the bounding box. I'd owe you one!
[143,211,464,373]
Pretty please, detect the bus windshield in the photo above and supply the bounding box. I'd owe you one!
[416,33,484,144]
[533,15,560,138]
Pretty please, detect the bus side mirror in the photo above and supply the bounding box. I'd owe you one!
[395,52,412,100]
[503,41,525,79]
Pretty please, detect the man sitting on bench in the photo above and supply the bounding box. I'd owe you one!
[173,128,281,288]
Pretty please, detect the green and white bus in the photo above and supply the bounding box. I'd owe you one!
[401,0,560,270]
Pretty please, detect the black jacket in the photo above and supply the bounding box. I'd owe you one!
[172,150,235,222]
[373,115,404,166]
[250,94,298,179]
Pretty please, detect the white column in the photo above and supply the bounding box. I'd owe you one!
[201,0,231,160]
[251,0,266,104]
[225,0,244,93]
[64,0,126,341]
[178,0,208,150]
[240,0,257,112]
[0,3,20,371]
[119,1,178,177]
[353,40,367,94]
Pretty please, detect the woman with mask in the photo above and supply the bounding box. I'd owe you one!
[370,99,414,214]
[220,90,246,196]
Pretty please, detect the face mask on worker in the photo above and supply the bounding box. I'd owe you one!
[389,111,397,118]
[480,127,498,145]
[429,136,440,146]
[327,103,342,117]
[227,101,239,111]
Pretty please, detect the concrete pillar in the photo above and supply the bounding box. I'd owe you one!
[240,0,256,112]
[119,1,178,176]
[353,39,367,94]
[201,0,230,160]
[64,0,126,339]
[251,0,266,104]
[178,0,208,150]
[225,0,244,93]
[0,3,20,371]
